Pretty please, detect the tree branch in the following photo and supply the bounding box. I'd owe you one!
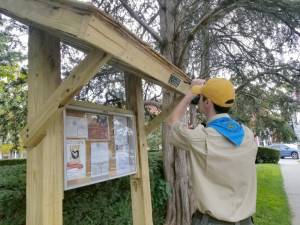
[236,67,299,94]
[119,0,163,44]
[139,11,160,39]
[242,0,300,38]
[177,0,240,67]
[236,72,266,93]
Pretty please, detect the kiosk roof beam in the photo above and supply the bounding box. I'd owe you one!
[0,0,191,95]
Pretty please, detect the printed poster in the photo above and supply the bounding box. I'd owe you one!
[114,116,129,146]
[116,145,131,175]
[90,142,110,177]
[114,116,136,175]
[66,140,86,180]
[66,116,88,138]
[88,114,109,140]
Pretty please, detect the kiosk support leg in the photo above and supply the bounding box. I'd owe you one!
[26,27,63,225]
[125,74,154,225]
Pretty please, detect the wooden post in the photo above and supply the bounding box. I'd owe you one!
[26,27,63,225]
[125,74,153,225]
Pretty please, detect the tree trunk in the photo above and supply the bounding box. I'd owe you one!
[199,1,211,78]
[160,1,193,224]
[159,0,213,224]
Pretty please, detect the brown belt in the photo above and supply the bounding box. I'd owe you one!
[192,210,254,225]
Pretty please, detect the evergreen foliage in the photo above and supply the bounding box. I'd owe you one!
[0,158,25,166]
[256,146,280,164]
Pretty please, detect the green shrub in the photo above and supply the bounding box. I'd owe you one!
[63,176,133,225]
[256,147,280,164]
[64,152,169,225]
[0,159,26,166]
[147,128,162,152]
[0,164,26,225]
[148,152,170,225]
[0,154,169,225]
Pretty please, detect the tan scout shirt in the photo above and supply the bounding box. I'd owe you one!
[170,114,257,222]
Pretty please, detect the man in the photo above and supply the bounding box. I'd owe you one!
[167,78,257,225]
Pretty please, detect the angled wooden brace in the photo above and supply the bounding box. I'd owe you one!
[144,96,183,136]
[21,50,112,148]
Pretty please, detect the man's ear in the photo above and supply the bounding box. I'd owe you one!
[206,99,214,107]
[204,98,210,105]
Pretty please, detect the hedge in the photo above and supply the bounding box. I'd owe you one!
[255,147,280,164]
[1,146,278,224]
[0,163,26,225]
[0,159,26,166]
[0,152,169,225]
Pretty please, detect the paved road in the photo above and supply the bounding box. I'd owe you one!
[279,159,300,225]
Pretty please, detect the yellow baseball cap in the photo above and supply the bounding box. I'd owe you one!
[191,78,235,107]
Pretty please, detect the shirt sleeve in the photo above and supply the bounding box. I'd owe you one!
[169,122,192,150]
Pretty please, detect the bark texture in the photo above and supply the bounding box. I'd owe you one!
[160,1,194,224]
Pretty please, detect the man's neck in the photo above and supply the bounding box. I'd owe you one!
[205,111,217,121]
[206,113,230,123]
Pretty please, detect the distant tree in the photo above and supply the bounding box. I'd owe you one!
[0,15,27,155]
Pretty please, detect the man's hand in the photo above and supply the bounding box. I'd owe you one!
[191,79,206,87]
[167,79,206,125]
[190,79,206,96]
[186,79,206,97]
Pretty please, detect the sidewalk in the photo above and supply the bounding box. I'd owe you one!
[279,159,300,225]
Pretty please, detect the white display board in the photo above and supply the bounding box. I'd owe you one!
[64,106,137,190]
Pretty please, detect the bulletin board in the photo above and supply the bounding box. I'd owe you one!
[64,105,137,190]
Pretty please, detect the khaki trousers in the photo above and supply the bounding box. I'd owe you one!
[191,211,254,225]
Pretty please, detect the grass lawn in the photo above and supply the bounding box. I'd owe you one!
[254,164,292,225]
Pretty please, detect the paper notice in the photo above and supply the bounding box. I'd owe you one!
[114,116,129,146]
[116,144,134,175]
[90,142,110,177]
[66,116,88,138]
[88,114,109,140]
[66,140,86,180]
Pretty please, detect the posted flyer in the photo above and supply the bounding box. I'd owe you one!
[114,116,128,146]
[65,116,88,139]
[66,140,86,180]
[116,144,131,175]
[90,142,110,177]
[88,114,109,140]
[114,116,136,175]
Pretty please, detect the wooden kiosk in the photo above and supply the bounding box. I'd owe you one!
[0,0,191,224]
